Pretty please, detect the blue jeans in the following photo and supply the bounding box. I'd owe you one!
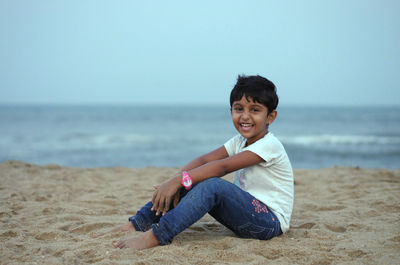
[129,178,282,245]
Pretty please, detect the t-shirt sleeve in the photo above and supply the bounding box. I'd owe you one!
[244,135,283,167]
[223,134,241,157]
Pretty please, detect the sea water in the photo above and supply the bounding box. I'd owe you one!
[0,105,399,169]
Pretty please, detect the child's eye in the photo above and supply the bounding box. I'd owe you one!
[234,107,243,112]
[251,108,259,112]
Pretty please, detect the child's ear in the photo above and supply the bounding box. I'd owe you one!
[267,110,277,125]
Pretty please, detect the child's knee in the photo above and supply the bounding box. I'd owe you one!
[197,177,220,187]
[194,178,229,194]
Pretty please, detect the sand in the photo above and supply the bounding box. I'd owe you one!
[0,160,399,264]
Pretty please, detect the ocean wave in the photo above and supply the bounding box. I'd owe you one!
[280,134,400,146]
[59,132,228,146]
[60,133,155,147]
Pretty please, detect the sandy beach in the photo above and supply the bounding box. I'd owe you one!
[0,160,399,264]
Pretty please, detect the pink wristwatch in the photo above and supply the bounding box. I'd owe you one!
[181,171,193,190]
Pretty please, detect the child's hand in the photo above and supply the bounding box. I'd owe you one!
[154,184,180,211]
[151,176,181,216]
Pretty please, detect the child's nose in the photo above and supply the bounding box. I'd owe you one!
[241,110,250,119]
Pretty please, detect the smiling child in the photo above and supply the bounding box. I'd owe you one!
[93,75,294,250]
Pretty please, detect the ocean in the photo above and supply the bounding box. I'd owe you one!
[1,105,399,169]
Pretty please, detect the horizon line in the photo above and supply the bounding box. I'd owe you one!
[0,102,399,108]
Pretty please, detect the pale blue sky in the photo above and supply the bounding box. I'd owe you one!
[1,0,399,106]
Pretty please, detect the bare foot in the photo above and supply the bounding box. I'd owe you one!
[92,222,135,238]
[113,229,160,250]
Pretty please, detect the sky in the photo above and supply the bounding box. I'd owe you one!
[1,0,399,106]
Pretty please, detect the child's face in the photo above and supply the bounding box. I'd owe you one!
[231,96,277,146]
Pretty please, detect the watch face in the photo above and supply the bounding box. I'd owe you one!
[183,177,192,187]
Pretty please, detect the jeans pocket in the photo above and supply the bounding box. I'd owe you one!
[236,222,274,240]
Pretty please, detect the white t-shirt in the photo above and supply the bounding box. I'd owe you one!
[224,132,294,233]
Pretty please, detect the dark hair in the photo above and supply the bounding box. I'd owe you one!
[230,75,279,113]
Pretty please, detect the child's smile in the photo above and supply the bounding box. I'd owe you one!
[231,96,277,146]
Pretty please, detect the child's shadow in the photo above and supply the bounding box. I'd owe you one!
[175,221,236,245]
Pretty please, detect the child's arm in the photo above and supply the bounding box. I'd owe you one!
[151,149,264,216]
[151,146,229,214]
[181,146,230,172]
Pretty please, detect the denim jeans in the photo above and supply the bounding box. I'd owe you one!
[129,177,282,245]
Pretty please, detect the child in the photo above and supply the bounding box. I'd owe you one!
[93,75,294,250]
